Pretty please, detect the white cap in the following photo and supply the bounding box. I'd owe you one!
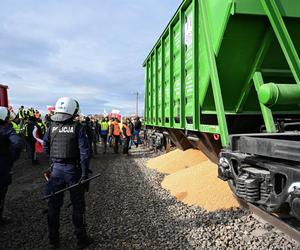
[0,106,9,121]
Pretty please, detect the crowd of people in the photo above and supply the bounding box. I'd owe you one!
[0,97,144,248]
[5,104,143,165]
[82,115,142,156]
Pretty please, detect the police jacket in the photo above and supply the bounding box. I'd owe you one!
[43,120,90,177]
[0,123,23,186]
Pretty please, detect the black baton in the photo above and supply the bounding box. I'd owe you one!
[42,173,101,200]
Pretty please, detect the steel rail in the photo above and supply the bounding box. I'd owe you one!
[236,197,300,243]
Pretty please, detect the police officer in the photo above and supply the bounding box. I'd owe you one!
[0,106,23,226]
[43,97,93,248]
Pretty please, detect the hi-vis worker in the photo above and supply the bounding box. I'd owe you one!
[43,97,93,248]
[18,106,25,119]
[100,117,109,154]
[10,120,21,134]
[18,106,26,128]
[27,107,34,118]
[110,117,121,153]
[122,119,131,155]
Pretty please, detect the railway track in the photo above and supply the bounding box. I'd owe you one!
[237,197,300,244]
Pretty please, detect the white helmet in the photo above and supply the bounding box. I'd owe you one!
[0,106,9,121]
[52,97,80,122]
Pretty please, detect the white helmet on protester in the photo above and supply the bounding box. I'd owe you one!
[0,106,9,121]
[51,97,80,122]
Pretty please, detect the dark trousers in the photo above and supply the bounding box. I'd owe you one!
[113,136,120,153]
[45,173,86,241]
[88,141,93,157]
[101,134,108,152]
[26,139,36,163]
[92,140,98,155]
[123,137,130,154]
[133,129,141,147]
[0,186,8,218]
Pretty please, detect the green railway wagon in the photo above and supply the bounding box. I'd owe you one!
[143,0,300,219]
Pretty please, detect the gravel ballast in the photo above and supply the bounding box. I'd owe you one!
[0,146,299,249]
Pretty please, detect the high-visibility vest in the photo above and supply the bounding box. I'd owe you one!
[19,109,25,119]
[38,122,46,135]
[112,121,121,136]
[28,109,34,117]
[11,121,20,134]
[123,124,131,137]
[101,121,109,131]
[23,123,29,137]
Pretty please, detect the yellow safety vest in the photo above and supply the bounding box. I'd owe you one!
[28,109,34,117]
[100,121,109,131]
[11,121,20,134]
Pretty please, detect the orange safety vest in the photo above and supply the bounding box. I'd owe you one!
[112,121,121,136]
[123,124,131,137]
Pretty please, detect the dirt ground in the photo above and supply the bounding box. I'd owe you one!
[0,145,298,250]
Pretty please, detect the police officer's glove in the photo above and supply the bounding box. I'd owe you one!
[79,176,90,192]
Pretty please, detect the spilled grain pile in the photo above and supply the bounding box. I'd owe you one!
[147,149,208,174]
[161,161,239,211]
[147,149,239,211]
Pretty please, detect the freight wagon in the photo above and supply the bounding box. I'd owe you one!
[0,84,9,107]
[143,0,300,219]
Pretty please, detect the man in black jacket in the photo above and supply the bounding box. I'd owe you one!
[0,106,23,226]
[133,116,142,148]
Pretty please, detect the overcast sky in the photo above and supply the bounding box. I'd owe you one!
[0,0,182,115]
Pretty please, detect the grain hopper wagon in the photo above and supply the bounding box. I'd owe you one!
[143,0,300,219]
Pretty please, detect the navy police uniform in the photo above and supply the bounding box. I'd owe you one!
[43,118,91,244]
[0,122,23,224]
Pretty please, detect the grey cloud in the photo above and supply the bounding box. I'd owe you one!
[1,0,182,115]
[1,71,22,80]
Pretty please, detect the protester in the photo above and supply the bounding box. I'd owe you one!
[0,106,23,225]
[100,117,109,154]
[122,120,131,155]
[110,117,121,153]
[133,116,142,147]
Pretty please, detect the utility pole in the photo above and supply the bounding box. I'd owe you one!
[135,92,139,116]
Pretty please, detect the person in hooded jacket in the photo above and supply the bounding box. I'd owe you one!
[0,106,23,226]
